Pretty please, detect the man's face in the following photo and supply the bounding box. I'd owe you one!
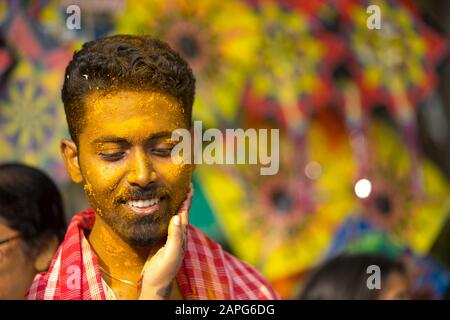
[75,90,193,246]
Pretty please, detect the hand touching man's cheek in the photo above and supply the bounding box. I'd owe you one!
[138,186,192,300]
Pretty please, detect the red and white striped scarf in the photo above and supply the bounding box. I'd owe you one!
[25,208,279,300]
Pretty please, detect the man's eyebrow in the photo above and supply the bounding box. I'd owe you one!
[149,131,173,140]
[92,137,128,145]
[91,132,174,145]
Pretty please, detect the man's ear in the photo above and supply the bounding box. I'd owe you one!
[33,236,59,272]
[61,139,83,183]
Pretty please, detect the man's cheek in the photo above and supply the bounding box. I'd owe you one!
[160,163,193,200]
[174,164,193,187]
[82,174,115,212]
[159,161,192,182]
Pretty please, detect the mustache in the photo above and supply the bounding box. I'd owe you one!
[114,186,169,204]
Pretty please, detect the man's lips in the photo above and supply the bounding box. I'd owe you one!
[123,196,165,215]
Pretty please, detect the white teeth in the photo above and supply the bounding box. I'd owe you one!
[143,200,151,207]
[128,198,159,208]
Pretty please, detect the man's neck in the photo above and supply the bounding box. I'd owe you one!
[87,215,163,299]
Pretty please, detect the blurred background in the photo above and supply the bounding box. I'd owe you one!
[0,0,449,299]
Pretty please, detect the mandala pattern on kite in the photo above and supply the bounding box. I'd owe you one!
[115,0,259,128]
[0,61,69,182]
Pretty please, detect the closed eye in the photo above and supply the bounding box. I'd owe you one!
[99,151,126,161]
[151,147,173,157]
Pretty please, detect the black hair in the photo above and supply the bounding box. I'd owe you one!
[297,253,406,300]
[61,34,196,143]
[0,163,66,254]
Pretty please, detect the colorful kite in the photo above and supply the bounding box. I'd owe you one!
[336,0,447,196]
[243,0,346,216]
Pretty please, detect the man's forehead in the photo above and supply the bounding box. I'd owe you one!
[85,90,181,115]
[80,90,187,141]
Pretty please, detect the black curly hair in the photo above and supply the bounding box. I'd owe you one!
[0,163,66,254]
[62,34,196,143]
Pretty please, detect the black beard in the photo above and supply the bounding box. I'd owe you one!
[88,184,187,247]
[106,212,171,247]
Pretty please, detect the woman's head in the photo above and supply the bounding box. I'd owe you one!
[298,253,410,300]
[0,163,66,299]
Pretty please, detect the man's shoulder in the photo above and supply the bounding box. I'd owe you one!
[187,225,280,300]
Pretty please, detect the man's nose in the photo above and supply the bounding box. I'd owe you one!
[127,148,156,188]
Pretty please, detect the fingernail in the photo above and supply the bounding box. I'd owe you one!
[173,215,181,226]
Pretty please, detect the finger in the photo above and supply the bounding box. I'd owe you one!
[163,214,183,261]
[179,207,189,229]
[179,184,194,227]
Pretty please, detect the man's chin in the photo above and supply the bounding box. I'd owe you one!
[114,221,169,247]
[96,201,174,247]
[125,235,165,247]
[124,232,167,247]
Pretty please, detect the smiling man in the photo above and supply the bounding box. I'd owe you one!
[25,35,279,300]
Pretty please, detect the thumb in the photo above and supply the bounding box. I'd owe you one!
[163,214,182,260]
